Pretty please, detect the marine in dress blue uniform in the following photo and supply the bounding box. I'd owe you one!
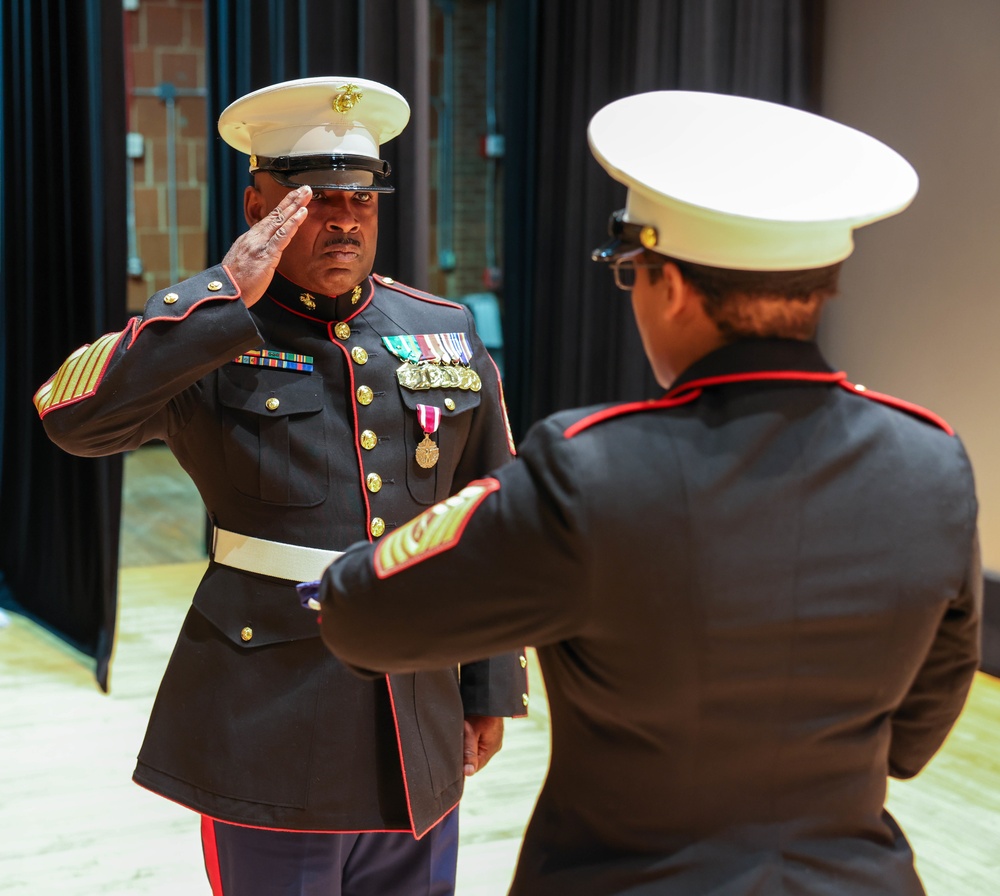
[314,92,982,894]
[35,76,527,895]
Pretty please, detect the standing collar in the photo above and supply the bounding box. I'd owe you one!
[264,272,374,323]
[668,338,835,394]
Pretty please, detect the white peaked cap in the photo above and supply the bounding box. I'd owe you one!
[588,91,919,271]
[218,76,410,191]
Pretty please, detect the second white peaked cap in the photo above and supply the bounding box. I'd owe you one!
[589,91,919,271]
[218,76,410,192]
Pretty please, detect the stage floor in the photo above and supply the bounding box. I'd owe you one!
[1,444,996,894]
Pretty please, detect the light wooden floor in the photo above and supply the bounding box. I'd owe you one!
[1,445,998,894]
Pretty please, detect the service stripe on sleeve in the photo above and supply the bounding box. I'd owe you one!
[373,478,501,578]
[33,331,123,414]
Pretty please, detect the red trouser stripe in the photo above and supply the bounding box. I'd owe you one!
[201,815,225,895]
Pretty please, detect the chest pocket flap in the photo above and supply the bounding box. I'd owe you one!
[219,365,323,416]
[218,365,328,506]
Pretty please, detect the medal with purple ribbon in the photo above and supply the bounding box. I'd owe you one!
[415,404,441,469]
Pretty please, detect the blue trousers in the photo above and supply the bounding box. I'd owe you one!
[201,810,460,896]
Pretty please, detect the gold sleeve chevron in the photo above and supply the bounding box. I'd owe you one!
[33,330,123,415]
[374,479,500,578]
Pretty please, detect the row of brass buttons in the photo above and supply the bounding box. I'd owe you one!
[162,281,223,304]
[345,329,386,538]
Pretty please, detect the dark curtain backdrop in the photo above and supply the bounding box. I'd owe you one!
[501,0,825,441]
[206,0,431,289]
[0,1,127,691]
[0,0,823,690]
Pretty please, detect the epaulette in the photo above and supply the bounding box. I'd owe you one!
[839,381,954,435]
[372,273,464,310]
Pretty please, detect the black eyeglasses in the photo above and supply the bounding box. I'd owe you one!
[609,249,663,291]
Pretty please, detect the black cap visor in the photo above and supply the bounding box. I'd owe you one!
[591,209,655,261]
[255,153,395,193]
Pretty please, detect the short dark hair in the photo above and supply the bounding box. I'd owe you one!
[645,250,841,340]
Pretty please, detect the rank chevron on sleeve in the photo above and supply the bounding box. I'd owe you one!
[374,479,500,577]
[33,330,124,414]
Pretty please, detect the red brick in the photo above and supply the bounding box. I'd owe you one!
[191,142,207,183]
[130,47,157,89]
[178,96,207,139]
[159,50,200,88]
[127,277,151,314]
[177,187,204,230]
[149,137,171,182]
[186,5,205,47]
[134,96,168,139]
[138,231,172,277]
[181,230,208,273]
[133,186,162,229]
[146,4,186,47]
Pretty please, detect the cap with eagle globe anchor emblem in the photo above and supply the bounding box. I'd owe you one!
[218,76,411,193]
[589,90,919,271]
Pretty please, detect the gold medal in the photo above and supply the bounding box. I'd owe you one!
[415,434,439,468]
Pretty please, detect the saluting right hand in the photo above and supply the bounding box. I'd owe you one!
[222,185,312,308]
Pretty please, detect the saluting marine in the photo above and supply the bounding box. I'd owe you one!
[35,76,526,895]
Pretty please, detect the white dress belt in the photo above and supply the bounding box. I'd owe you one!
[211,526,343,582]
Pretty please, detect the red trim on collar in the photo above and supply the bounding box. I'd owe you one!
[267,277,375,324]
[564,370,847,440]
[840,381,954,435]
[668,369,847,396]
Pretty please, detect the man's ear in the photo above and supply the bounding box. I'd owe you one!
[244,184,265,227]
[660,262,689,318]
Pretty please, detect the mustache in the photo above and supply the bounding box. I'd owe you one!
[324,236,361,248]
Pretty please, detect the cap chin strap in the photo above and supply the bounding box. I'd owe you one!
[253,153,395,193]
[591,209,657,261]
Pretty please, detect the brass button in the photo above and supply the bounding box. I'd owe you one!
[163,292,178,304]
[356,385,373,406]
[521,693,529,707]
[265,397,280,411]
[370,517,386,537]
[334,322,351,340]
[360,430,378,450]
[854,384,867,392]
[207,280,223,291]
[366,472,383,493]
[444,398,456,411]
[519,655,527,668]
[351,346,369,365]
[382,277,395,284]
[240,626,253,642]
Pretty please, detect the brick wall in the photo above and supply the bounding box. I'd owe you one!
[428,0,504,302]
[125,0,207,312]
[122,0,499,312]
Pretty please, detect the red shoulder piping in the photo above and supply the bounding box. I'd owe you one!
[839,381,954,435]
[373,273,464,309]
[564,370,847,439]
